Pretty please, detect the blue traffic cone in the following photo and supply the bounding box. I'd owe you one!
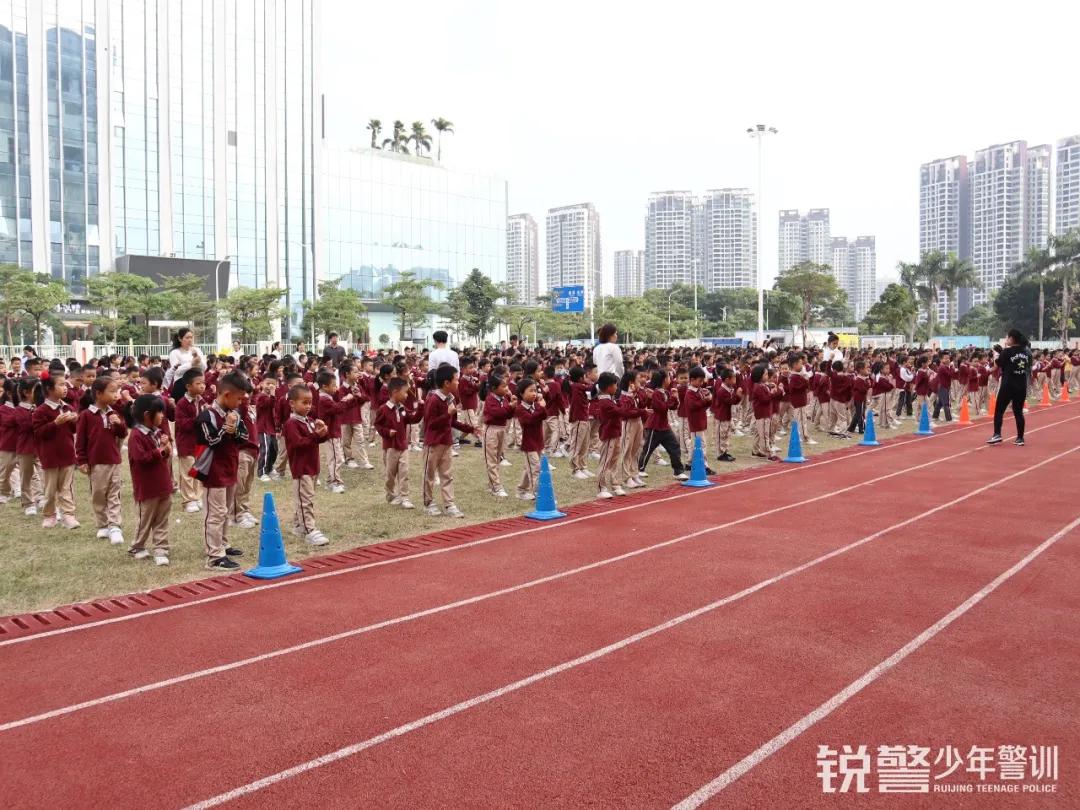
[244,492,303,580]
[682,435,715,487]
[783,420,806,463]
[859,408,880,446]
[915,401,934,435]
[526,455,566,520]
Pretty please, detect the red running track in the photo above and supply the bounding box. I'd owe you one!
[1,402,1078,808]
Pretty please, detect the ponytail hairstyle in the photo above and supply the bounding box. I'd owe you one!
[617,370,635,393]
[18,376,39,404]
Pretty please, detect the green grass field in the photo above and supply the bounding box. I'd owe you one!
[0,415,926,615]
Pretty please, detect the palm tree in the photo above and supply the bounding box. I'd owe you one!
[910,251,948,338]
[898,261,928,343]
[382,120,409,153]
[1013,245,1054,341]
[430,117,454,161]
[940,253,979,332]
[366,119,382,149]
[409,121,432,157]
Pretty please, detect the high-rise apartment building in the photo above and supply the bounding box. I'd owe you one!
[1055,135,1080,235]
[546,202,601,306]
[506,213,539,304]
[644,191,694,289]
[919,155,971,322]
[699,189,756,290]
[777,208,830,274]
[829,235,876,321]
[613,249,643,298]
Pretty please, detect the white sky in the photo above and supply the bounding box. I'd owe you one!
[323,0,1080,295]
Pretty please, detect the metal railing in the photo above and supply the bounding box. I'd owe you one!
[1,344,260,361]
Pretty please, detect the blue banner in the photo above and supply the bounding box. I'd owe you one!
[551,285,585,313]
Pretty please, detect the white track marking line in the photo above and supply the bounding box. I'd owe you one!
[4,415,1077,733]
[176,447,1080,810]
[672,511,1080,809]
[2,408,1023,647]
[5,415,1068,732]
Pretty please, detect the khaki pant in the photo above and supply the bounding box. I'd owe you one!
[322,437,344,487]
[752,416,771,456]
[620,418,644,483]
[829,400,849,434]
[688,429,707,460]
[293,474,317,535]
[482,424,506,493]
[506,417,521,448]
[132,495,171,555]
[361,401,374,444]
[589,418,601,454]
[422,443,455,508]
[178,455,203,504]
[16,454,41,508]
[230,451,256,520]
[790,405,810,441]
[89,463,123,528]
[342,422,368,465]
[673,414,692,460]
[518,450,540,495]
[715,420,732,455]
[203,486,232,561]
[43,465,76,518]
[596,436,622,492]
[569,420,590,473]
[543,414,562,455]
[383,447,409,501]
[274,436,289,476]
[0,450,16,498]
[870,394,895,428]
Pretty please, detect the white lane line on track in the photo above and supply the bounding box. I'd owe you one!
[178,445,1080,809]
[671,512,1080,809]
[3,414,1077,734]
[3,406,1032,647]
[5,415,1073,734]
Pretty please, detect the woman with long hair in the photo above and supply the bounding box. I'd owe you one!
[987,329,1033,447]
[165,327,204,397]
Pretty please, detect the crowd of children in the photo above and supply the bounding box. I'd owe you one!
[0,333,1073,570]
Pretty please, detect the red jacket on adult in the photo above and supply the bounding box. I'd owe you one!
[282,414,328,477]
[423,390,474,447]
[75,405,128,467]
[128,425,174,502]
[515,401,547,452]
[32,399,77,469]
[374,401,423,452]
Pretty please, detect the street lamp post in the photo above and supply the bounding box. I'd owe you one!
[747,123,778,347]
[213,254,233,349]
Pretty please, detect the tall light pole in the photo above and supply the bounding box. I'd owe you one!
[747,124,778,347]
[213,254,233,349]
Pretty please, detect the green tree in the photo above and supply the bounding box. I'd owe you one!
[159,273,217,334]
[863,283,918,337]
[909,251,949,336]
[956,303,1003,338]
[367,119,382,149]
[8,272,69,345]
[430,117,454,161]
[774,261,847,347]
[940,254,980,331]
[301,279,369,343]
[0,263,31,345]
[220,286,285,343]
[382,120,409,154]
[380,271,443,340]
[409,121,432,157]
[1051,230,1080,344]
[498,305,540,341]
[86,272,161,344]
[1013,245,1054,341]
[898,260,932,342]
[444,269,506,344]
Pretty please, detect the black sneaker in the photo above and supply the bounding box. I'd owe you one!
[718,452,736,462]
[986,435,1003,445]
[207,557,240,571]
[1014,437,1025,447]
[473,440,482,448]
[224,546,244,557]
[705,466,716,475]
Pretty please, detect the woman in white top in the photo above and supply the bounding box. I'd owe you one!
[165,328,204,390]
[821,332,845,366]
[592,323,625,377]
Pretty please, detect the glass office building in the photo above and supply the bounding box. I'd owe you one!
[1,0,319,318]
[322,146,507,301]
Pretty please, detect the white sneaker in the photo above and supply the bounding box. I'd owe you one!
[499,458,512,467]
[346,460,360,469]
[445,505,465,518]
[494,489,509,498]
[675,472,690,481]
[108,527,124,545]
[572,470,590,480]
[734,430,746,437]
[546,463,557,471]
[389,496,403,506]
[638,470,649,478]
[425,504,442,516]
[96,528,110,539]
[552,450,565,458]
[589,451,601,460]
[305,530,329,546]
[0,495,8,504]
[258,474,271,482]
[153,554,170,566]
[450,449,460,458]
[807,438,819,446]
[269,471,282,481]
[769,445,781,453]
[361,462,375,470]
[613,487,627,497]
[777,431,787,437]
[184,501,200,514]
[410,445,422,453]
[583,469,596,478]
[330,484,346,494]
[61,515,81,530]
[627,477,645,488]
[655,457,669,466]
[400,499,415,510]
[239,516,258,529]
[368,441,377,447]
[597,489,614,499]
[24,506,37,516]
[516,492,535,501]
[130,549,150,560]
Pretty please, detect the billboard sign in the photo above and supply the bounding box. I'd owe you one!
[551,285,585,313]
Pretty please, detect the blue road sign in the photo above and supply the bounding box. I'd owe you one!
[551,285,585,313]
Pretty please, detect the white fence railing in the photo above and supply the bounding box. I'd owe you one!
[2,344,260,361]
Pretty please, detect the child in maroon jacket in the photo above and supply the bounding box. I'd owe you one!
[229,389,259,529]
[75,377,129,544]
[374,377,423,508]
[869,360,897,429]
[254,376,279,480]
[593,372,628,498]
[273,372,303,479]
[514,378,548,500]
[566,366,593,476]
[175,368,206,513]
[683,366,713,468]
[750,364,784,461]
[14,378,41,514]
[0,378,18,503]
[316,370,353,494]
[848,360,872,434]
[711,367,742,463]
[282,384,330,546]
[421,364,474,518]
[457,357,481,447]
[32,374,79,530]
[127,395,174,565]
[480,375,517,496]
[338,361,373,470]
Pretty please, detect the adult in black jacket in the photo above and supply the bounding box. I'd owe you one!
[987,329,1033,447]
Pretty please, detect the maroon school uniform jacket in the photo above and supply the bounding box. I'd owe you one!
[712,383,739,422]
[594,394,623,440]
[568,381,591,423]
[13,403,35,455]
[914,369,932,397]
[870,375,894,397]
[515,401,547,452]
[340,381,366,425]
[458,374,480,411]
[374,401,423,452]
[190,404,246,487]
[174,394,203,457]
[75,405,128,467]
[851,376,871,403]
[787,372,810,409]
[683,385,710,432]
[829,371,853,404]
[751,383,781,420]
[317,390,348,439]
[32,399,77,469]
[644,388,673,431]
[423,390,474,447]
[128,425,173,502]
[618,390,646,424]
[254,392,279,435]
[282,414,328,478]
[546,379,567,414]
[482,392,516,427]
[934,364,955,390]
[814,372,831,403]
[0,402,18,452]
